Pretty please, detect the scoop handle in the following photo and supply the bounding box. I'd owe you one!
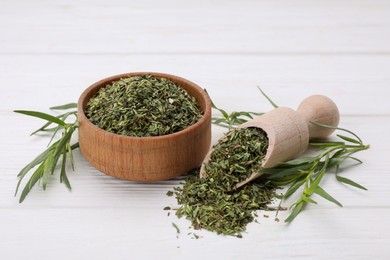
[296,95,340,139]
[234,95,340,188]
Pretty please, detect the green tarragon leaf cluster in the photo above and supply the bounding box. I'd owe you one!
[261,123,369,222]
[14,103,78,203]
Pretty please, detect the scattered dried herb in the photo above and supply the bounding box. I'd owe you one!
[174,127,275,237]
[174,174,275,237]
[85,75,203,137]
[192,233,200,239]
[172,222,180,237]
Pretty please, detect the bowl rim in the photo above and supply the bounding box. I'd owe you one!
[77,72,211,141]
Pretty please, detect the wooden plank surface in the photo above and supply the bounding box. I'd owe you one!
[1,0,389,54]
[1,54,389,114]
[0,0,389,259]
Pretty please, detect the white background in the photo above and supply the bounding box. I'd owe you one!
[1,0,389,259]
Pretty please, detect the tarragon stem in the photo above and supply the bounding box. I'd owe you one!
[14,103,79,203]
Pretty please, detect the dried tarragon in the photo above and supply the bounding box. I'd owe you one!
[85,74,203,137]
[173,128,274,237]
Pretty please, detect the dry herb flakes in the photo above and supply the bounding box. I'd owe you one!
[85,74,203,137]
[174,128,275,237]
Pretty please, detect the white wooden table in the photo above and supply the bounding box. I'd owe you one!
[1,0,389,259]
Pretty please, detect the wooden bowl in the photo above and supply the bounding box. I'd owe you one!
[77,72,212,181]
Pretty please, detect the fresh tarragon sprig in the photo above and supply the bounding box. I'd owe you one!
[14,103,79,203]
[262,124,369,222]
[210,89,369,222]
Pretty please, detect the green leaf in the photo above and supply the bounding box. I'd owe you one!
[269,175,299,186]
[314,186,342,207]
[219,109,230,121]
[30,111,76,135]
[207,94,229,121]
[42,152,55,190]
[329,155,363,170]
[310,141,345,147]
[346,156,363,164]
[67,142,75,171]
[327,157,344,170]
[47,124,62,146]
[336,134,361,145]
[31,120,55,136]
[60,149,72,190]
[231,118,247,124]
[50,103,77,110]
[14,110,66,126]
[307,155,329,195]
[232,111,260,119]
[257,86,278,108]
[208,88,267,129]
[14,142,59,196]
[284,178,306,199]
[264,164,311,180]
[16,145,52,179]
[60,111,78,121]
[19,163,45,203]
[330,149,347,159]
[53,127,75,159]
[212,117,228,124]
[336,175,367,190]
[310,122,363,144]
[302,196,317,204]
[53,130,77,174]
[279,157,316,166]
[285,201,305,223]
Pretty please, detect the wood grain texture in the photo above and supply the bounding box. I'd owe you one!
[1,54,389,115]
[0,207,389,260]
[0,0,389,54]
[1,0,389,259]
[1,113,389,259]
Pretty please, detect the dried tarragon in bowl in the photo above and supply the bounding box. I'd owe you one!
[85,74,203,137]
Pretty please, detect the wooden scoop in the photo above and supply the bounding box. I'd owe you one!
[199,95,340,187]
